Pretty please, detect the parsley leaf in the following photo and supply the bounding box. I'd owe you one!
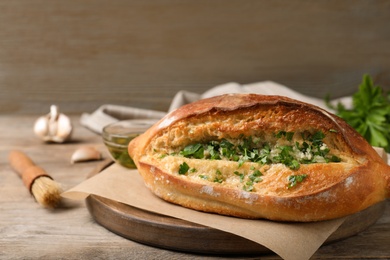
[327,74,390,152]
[178,162,189,175]
[288,174,308,188]
[181,143,204,159]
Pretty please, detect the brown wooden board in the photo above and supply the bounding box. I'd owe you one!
[86,195,386,256]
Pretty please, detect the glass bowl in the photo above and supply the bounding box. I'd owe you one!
[102,119,157,168]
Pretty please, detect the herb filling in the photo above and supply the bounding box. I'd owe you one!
[175,131,341,191]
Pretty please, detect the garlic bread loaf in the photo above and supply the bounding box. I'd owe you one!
[128,94,390,222]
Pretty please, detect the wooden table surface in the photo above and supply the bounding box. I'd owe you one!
[1,114,389,260]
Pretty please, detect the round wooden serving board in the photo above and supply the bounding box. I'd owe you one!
[86,195,386,255]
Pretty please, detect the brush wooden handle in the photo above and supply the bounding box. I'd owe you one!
[8,150,51,193]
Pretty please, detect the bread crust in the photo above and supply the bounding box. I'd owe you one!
[128,94,390,222]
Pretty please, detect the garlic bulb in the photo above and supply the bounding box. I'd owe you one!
[34,105,72,143]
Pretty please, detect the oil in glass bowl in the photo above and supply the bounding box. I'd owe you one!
[102,120,157,168]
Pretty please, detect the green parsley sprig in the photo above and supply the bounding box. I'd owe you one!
[287,174,308,189]
[326,74,390,152]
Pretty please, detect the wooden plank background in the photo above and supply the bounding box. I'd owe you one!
[1,0,390,114]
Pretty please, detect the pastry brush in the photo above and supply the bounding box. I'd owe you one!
[9,150,62,208]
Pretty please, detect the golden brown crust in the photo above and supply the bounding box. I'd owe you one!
[128,94,390,222]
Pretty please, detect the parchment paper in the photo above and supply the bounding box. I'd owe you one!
[62,164,346,260]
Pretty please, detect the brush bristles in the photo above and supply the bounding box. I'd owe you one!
[31,176,62,208]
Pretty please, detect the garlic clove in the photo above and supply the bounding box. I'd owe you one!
[34,116,50,139]
[52,114,72,142]
[71,146,102,164]
[33,105,72,143]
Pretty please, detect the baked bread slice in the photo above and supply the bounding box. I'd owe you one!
[128,94,390,222]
